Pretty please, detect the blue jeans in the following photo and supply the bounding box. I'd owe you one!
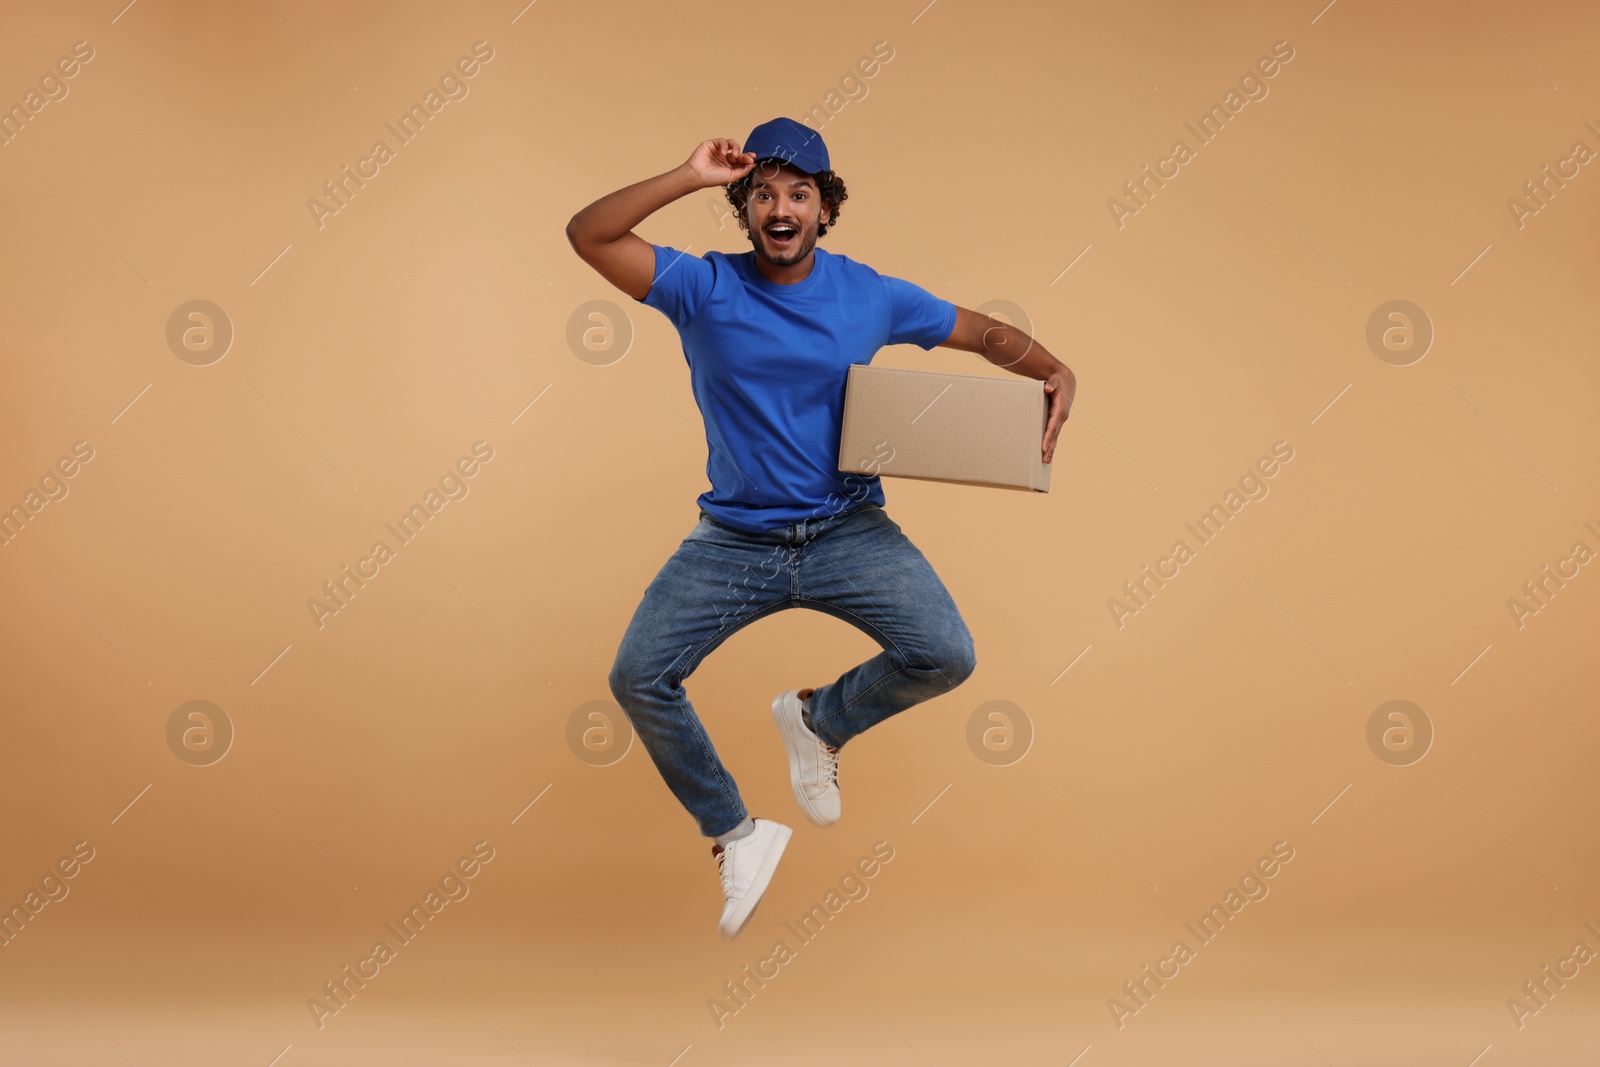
[608,502,977,838]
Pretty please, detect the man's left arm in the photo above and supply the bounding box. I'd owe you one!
[939,306,1076,464]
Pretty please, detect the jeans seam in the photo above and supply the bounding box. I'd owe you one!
[817,664,914,743]
[687,695,744,829]
[792,595,914,667]
[796,581,958,690]
[660,597,790,833]
[676,598,791,685]
[792,596,931,738]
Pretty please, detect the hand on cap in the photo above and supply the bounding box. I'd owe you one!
[686,138,756,188]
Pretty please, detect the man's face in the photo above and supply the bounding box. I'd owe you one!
[746,160,830,266]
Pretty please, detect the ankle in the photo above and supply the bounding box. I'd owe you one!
[713,816,755,848]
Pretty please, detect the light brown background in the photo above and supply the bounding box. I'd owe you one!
[2,1,1596,1064]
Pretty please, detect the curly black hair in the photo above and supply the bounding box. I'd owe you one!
[724,164,848,238]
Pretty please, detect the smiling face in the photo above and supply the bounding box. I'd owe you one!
[746,159,832,267]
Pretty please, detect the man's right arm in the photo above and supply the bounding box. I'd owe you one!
[565,139,756,301]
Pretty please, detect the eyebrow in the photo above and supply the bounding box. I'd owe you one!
[753,179,815,189]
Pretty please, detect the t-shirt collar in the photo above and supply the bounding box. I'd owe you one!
[743,246,826,294]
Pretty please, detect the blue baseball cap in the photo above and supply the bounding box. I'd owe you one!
[743,117,830,176]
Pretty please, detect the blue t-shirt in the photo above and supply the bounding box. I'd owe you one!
[636,242,957,533]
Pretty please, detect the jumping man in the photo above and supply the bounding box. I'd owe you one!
[566,117,1075,939]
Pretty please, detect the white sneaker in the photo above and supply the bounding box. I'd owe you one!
[772,688,841,827]
[714,818,792,940]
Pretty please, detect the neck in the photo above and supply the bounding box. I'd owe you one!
[753,249,817,285]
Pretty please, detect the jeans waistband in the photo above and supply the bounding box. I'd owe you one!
[701,502,877,546]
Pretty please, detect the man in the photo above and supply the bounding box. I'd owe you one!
[566,117,1074,939]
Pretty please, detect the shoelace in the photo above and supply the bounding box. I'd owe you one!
[817,740,839,787]
[717,843,742,898]
[803,697,839,788]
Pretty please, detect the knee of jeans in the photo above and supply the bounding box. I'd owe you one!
[932,634,977,688]
[610,644,679,706]
[607,657,644,705]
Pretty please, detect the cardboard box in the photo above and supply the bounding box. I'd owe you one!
[837,363,1052,493]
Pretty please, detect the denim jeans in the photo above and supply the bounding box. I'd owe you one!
[608,502,977,838]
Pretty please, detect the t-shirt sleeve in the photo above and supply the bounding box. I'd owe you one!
[882,274,958,350]
[636,243,715,330]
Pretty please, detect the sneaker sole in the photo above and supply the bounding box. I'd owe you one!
[720,823,792,940]
[771,690,837,828]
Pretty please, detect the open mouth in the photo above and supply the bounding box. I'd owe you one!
[766,224,798,249]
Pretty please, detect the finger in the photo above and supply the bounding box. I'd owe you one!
[1042,396,1064,453]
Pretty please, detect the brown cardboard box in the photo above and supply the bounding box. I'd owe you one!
[837,363,1053,492]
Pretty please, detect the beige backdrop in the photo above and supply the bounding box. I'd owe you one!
[2,1,1597,1064]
